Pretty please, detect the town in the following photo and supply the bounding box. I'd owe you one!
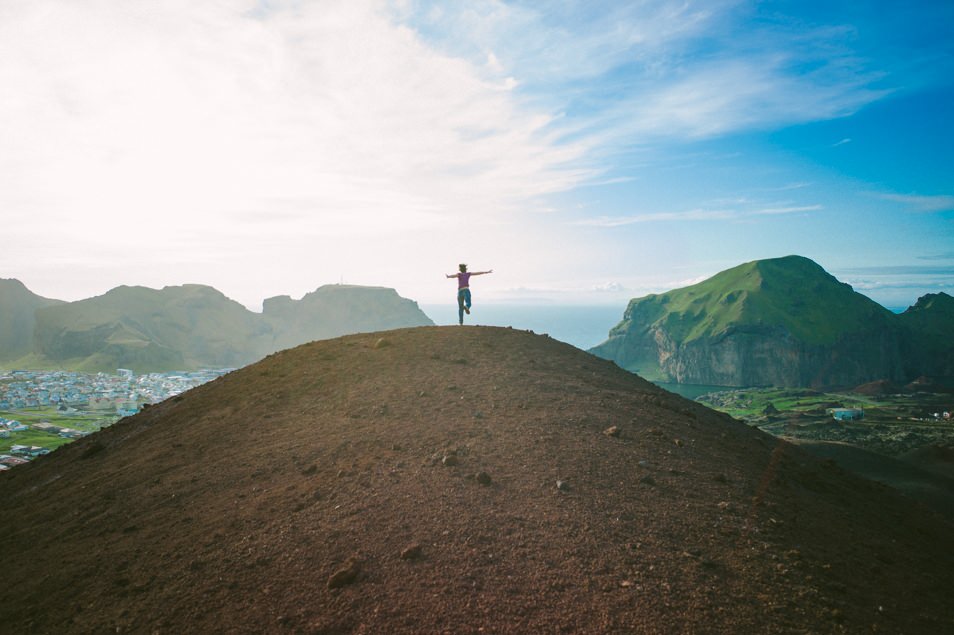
[0,368,231,470]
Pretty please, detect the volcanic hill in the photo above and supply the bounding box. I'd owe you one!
[2,327,952,633]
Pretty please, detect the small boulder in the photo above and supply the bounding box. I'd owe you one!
[475,471,492,486]
[442,454,459,467]
[556,480,571,492]
[400,544,423,561]
[327,557,362,589]
[603,426,621,438]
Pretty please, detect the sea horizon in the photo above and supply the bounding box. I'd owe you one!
[421,303,626,352]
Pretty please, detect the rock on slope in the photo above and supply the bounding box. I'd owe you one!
[1,327,952,633]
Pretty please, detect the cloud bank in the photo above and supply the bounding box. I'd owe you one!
[2,0,947,307]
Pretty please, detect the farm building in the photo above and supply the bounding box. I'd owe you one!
[829,408,864,421]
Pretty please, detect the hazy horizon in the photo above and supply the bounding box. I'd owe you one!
[3,1,952,310]
[6,272,927,317]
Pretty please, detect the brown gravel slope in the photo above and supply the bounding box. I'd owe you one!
[1,326,952,634]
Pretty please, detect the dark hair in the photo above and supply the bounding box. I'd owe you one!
[459,263,467,272]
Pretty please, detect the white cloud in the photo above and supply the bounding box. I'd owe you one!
[614,57,889,140]
[571,202,820,226]
[572,209,733,226]
[752,205,823,216]
[593,281,625,293]
[1,0,941,309]
[877,193,954,213]
[401,2,893,145]
[918,252,954,261]
[0,1,590,275]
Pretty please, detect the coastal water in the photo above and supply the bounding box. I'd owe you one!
[653,382,732,400]
[422,304,733,400]
[421,304,625,351]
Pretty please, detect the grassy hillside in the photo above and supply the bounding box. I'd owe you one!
[22,283,434,372]
[897,292,954,379]
[898,292,954,338]
[0,279,63,362]
[33,285,262,371]
[613,255,896,346]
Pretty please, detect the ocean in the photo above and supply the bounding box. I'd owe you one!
[421,304,626,351]
[421,304,732,400]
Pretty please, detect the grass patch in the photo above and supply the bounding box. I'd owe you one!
[0,429,72,454]
[697,387,954,457]
[1,407,118,454]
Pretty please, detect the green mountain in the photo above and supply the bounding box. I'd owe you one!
[32,285,266,372]
[897,292,954,381]
[898,291,954,336]
[590,256,914,389]
[262,284,434,351]
[0,279,64,362]
[16,282,433,372]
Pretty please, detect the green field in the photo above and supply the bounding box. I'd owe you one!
[697,387,954,457]
[0,407,119,455]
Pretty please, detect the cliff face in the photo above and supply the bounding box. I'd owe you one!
[654,323,906,388]
[590,256,931,389]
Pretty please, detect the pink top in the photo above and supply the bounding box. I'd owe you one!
[456,272,472,289]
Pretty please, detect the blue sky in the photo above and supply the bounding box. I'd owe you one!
[2,0,952,309]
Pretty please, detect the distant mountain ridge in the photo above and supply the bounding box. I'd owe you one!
[897,291,954,380]
[0,279,64,362]
[590,255,951,389]
[262,285,434,352]
[3,281,433,371]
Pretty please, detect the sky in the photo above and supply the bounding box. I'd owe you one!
[2,0,952,311]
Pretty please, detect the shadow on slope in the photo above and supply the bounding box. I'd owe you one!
[787,439,954,519]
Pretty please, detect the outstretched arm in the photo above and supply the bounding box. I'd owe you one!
[471,269,493,276]
[446,273,458,278]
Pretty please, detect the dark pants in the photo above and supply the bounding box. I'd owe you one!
[457,288,471,324]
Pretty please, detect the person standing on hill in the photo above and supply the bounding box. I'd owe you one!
[446,264,492,325]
